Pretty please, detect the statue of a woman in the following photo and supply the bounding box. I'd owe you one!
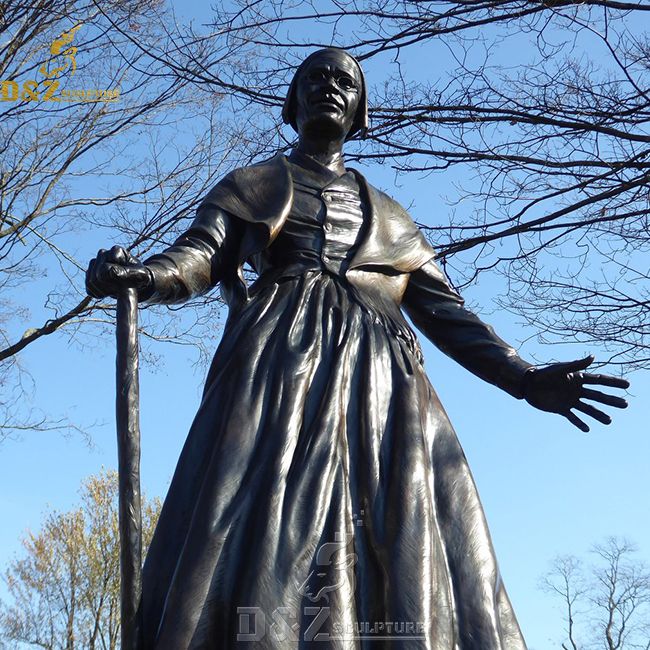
[86,48,628,649]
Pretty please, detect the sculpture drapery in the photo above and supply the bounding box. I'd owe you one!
[86,47,629,649]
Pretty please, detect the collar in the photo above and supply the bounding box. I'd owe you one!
[288,149,347,184]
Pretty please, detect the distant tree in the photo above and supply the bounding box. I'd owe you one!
[541,537,650,649]
[0,470,161,650]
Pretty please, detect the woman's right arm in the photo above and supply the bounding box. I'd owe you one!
[86,206,243,304]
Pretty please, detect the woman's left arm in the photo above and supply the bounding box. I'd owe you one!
[402,257,629,430]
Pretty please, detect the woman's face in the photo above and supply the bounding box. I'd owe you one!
[294,51,362,141]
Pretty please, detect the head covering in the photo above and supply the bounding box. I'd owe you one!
[282,48,368,140]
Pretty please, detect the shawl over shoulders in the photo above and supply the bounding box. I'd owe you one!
[198,154,436,277]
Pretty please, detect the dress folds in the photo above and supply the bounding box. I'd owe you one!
[140,151,529,649]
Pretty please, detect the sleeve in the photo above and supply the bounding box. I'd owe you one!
[140,204,244,304]
[401,257,533,399]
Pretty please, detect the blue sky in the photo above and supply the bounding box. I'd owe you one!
[1,3,648,649]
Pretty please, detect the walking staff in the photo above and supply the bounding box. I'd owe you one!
[116,286,142,650]
[87,247,152,649]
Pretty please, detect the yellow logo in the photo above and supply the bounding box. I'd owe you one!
[1,23,120,103]
[38,23,83,79]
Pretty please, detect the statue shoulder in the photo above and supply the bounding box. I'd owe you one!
[365,180,408,213]
[349,170,437,273]
[351,170,420,228]
[217,153,288,187]
[198,154,292,232]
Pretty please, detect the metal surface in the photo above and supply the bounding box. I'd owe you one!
[116,287,143,650]
[85,48,629,650]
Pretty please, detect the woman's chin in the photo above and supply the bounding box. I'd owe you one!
[300,115,349,141]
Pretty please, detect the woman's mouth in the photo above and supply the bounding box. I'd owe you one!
[311,95,344,112]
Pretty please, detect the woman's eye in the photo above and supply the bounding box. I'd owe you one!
[308,71,327,82]
[338,77,355,90]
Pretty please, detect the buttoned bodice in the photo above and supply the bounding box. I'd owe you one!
[252,153,367,282]
[143,148,532,400]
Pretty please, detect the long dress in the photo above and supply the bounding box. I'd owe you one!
[139,150,530,649]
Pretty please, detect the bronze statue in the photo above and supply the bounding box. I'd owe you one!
[86,48,629,649]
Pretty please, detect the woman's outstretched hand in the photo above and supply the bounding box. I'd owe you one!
[522,355,629,432]
[86,245,153,299]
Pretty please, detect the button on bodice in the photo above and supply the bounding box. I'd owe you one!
[257,155,366,278]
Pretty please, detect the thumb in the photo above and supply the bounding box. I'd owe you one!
[556,354,594,374]
[112,263,151,289]
[123,250,142,266]
[107,264,128,282]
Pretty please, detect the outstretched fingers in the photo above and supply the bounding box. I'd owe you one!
[581,388,628,409]
[534,356,629,432]
[566,411,590,432]
[574,401,611,425]
[580,373,629,389]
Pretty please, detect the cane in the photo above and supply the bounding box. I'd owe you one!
[116,286,143,649]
